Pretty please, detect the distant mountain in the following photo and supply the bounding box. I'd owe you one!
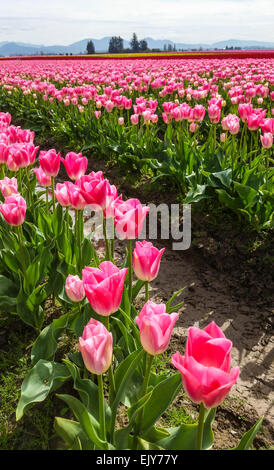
[0,37,273,56]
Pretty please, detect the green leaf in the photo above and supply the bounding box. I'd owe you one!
[31,312,75,365]
[114,391,153,450]
[166,286,186,313]
[54,417,94,450]
[63,360,112,432]
[56,394,110,450]
[231,416,264,450]
[16,360,70,420]
[157,408,216,450]
[140,372,182,434]
[0,275,19,311]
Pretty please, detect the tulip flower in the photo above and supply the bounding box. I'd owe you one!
[64,181,87,210]
[0,194,26,226]
[260,133,273,149]
[136,301,178,355]
[78,318,113,375]
[33,167,51,187]
[65,274,85,302]
[39,149,61,177]
[0,177,18,198]
[171,321,239,409]
[133,241,165,282]
[82,261,128,316]
[61,151,88,180]
[54,182,71,207]
[114,198,149,240]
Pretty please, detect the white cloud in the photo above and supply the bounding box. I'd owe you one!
[0,0,273,45]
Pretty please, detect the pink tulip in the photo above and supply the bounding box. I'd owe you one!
[172,321,239,408]
[78,318,113,375]
[7,143,39,169]
[33,167,51,187]
[65,274,85,302]
[61,152,88,180]
[238,103,253,123]
[64,181,87,210]
[0,194,26,226]
[82,261,128,316]
[133,241,165,282]
[0,177,18,198]
[247,114,262,131]
[54,182,71,207]
[260,133,273,149]
[136,301,178,355]
[0,143,9,164]
[208,104,221,124]
[39,149,61,177]
[114,198,149,240]
[130,114,139,125]
[77,175,116,212]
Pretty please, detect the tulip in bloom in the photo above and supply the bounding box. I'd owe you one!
[133,241,165,282]
[260,133,273,149]
[0,177,18,197]
[39,149,61,177]
[79,318,113,375]
[54,182,71,207]
[33,167,51,187]
[82,261,128,316]
[61,152,88,180]
[114,198,149,240]
[65,274,85,302]
[136,301,178,355]
[172,321,239,408]
[0,194,26,226]
[208,104,221,124]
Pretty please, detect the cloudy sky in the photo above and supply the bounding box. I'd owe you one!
[1,0,274,45]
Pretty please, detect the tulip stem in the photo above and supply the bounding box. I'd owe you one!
[17,225,26,279]
[196,402,206,450]
[134,353,154,449]
[104,316,116,404]
[77,209,83,271]
[128,239,133,306]
[51,177,55,211]
[46,187,49,212]
[145,282,149,302]
[103,216,110,260]
[98,374,106,441]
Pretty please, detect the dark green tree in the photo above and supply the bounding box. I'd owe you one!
[139,39,148,52]
[130,33,140,52]
[86,40,95,54]
[108,36,124,53]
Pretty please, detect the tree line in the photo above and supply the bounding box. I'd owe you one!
[86,33,179,54]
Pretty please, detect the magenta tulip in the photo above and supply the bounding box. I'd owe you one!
[78,318,113,375]
[82,261,128,316]
[54,182,71,207]
[133,240,165,282]
[136,301,178,355]
[114,198,150,240]
[65,275,85,302]
[61,152,88,180]
[0,194,26,226]
[33,167,51,187]
[172,321,239,408]
[39,149,61,177]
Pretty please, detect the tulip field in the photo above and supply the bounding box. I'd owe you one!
[0,54,273,451]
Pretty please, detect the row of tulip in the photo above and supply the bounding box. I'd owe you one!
[0,111,263,450]
[0,57,273,229]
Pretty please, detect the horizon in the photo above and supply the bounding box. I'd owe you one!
[0,0,273,46]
